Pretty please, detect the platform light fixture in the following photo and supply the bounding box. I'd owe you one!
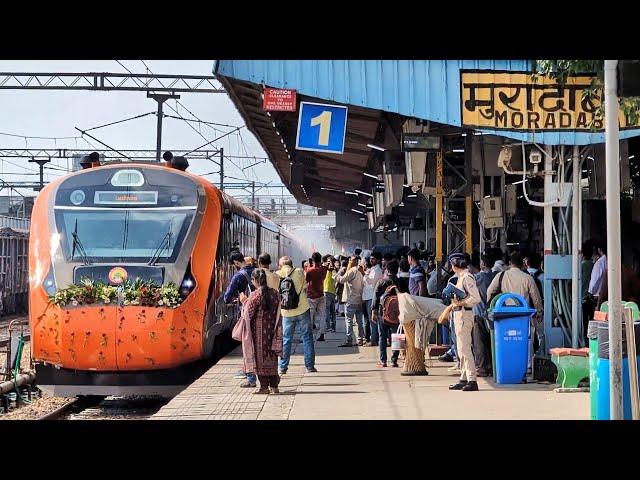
[345,191,358,196]
[355,189,373,197]
[363,172,380,180]
[453,149,465,153]
[351,208,364,214]
[367,143,386,152]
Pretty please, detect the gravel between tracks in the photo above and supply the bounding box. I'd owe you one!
[0,340,76,421]
[0,395,73,420]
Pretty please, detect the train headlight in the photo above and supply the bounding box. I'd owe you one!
[43,267,57,296]
[179,263,196,299]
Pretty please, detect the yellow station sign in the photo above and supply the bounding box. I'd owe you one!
[460,71,640,132]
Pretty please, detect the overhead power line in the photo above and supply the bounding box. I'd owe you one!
[0,131,80,140]
[84,111,156,132]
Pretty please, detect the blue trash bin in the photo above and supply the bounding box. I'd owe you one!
[595,322,640,420]
[489,293,537,384]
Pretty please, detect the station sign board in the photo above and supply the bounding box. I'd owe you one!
[263,88,297,111]
[295,101,348,154]
[460,70,640,132]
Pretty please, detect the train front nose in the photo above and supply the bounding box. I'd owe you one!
[32,304,203,371]
[114,305,202,370]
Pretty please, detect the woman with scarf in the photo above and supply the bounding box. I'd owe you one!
[238,268,283,394]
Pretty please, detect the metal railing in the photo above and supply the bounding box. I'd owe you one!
[0,216,29,230]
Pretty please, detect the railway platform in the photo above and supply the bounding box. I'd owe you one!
[152,319,589,421]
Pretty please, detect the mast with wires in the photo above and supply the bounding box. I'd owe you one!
[147,92,180,162]
[28,157,51,191]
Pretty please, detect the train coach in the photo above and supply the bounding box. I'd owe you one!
[28,161,309,396]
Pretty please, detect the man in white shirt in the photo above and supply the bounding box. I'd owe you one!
[362,251,384,346]
[486,252,544,373]
[588,241,608,305]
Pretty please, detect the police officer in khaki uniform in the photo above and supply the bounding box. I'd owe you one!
[448,253,482,392]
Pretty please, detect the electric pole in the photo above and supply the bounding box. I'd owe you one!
[219,147,224,191]
[147,92,180,162]
[605,59,623,420]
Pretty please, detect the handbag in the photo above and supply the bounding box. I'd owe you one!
[231,309,245,341]
[391,324,406,351]
[232,297,254,342]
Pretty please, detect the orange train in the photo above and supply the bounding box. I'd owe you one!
[29,162,309,396]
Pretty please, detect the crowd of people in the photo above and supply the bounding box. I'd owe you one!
[220,237,613,395]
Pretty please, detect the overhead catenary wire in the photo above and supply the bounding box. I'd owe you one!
[74,127,132,160]
[0,131,81,140]
[184,126,244,156]
[121,60,230,144]
[116,60,251,178]
[162,114,240,130]
[137,60,260,179]
[83,111,156,132]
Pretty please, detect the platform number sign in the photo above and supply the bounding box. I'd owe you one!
[295,102,348,154]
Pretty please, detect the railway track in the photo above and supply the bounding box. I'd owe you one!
[37,398,81,420]
[37,396,168,420]
[3,325,238,420]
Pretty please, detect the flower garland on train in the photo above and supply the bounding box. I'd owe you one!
[49,278,182,308]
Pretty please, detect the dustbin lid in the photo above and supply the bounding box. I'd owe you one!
[488,293,536,320]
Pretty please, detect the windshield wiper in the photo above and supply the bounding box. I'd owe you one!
[71,219,92,266]
[147,228,173,266]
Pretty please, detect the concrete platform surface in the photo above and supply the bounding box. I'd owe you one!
[152,317,589,420]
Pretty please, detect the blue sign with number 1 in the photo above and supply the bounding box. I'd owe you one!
[295,102,348,154]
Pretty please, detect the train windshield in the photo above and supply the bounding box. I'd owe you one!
[55,208,195,263]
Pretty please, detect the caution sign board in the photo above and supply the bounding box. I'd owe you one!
[460,70,640,132]
[263,88,297,111]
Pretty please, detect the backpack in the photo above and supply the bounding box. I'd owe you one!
[279,269,300,310]
[381,285,400,326]
[532,270,544,300]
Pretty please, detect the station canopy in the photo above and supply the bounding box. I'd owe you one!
[215,60,640,211]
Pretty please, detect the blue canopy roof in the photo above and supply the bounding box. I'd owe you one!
[215,60,640,146]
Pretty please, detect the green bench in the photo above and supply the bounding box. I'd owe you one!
[550,347,590,389]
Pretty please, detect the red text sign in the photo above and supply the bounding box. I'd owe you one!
[263,88,297,111]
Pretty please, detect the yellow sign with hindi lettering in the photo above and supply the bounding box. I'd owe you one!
[460,71,640,132]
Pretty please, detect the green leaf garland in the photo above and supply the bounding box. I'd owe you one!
[49,278,182,309]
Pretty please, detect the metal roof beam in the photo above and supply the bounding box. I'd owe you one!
[0,72,224,93]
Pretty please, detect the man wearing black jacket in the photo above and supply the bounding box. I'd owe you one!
[472,254,497,377]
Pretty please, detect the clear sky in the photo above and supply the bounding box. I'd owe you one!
[0,60,283,197]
